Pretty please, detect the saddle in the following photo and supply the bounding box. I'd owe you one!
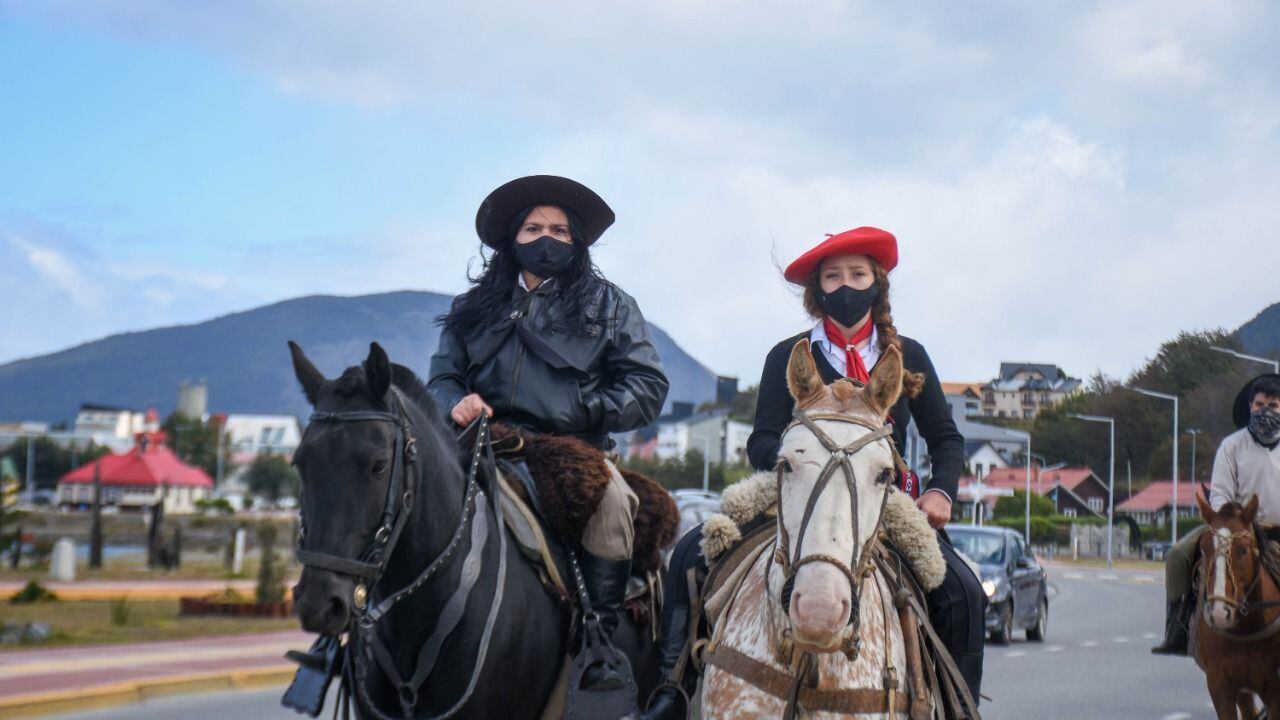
[487,424,680,626]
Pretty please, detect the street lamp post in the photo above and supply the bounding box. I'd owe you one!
[1131,387,1179,543]
[1069,413,1116,569]
[1004,429,1033,545]
[1210,346,1279,373]
[1186,428,1200,485]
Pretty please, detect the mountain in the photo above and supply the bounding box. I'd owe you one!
[0,291,718,424]
[1236,302,1280,361]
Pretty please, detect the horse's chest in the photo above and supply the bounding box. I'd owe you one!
[702,554,906,720]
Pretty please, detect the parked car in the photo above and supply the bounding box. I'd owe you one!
[671,489,721,540]
[946,524,1049,644]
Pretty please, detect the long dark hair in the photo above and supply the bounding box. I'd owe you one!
[801,260,925,398]
[439,206,606,338]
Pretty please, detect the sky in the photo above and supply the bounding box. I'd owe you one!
[1,1,1278,389]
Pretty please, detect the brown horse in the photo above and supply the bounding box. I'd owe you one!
[1193,488,1280,720]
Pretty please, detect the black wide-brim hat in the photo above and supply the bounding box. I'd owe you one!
[475,175,614,248]
[1234,373,1280,428]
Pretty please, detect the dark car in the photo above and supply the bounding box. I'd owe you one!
[671,489,721,539]
[946,524,1049,644]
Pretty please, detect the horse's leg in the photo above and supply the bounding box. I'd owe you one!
[1206,676,1244,720]
[1237,690,1259,720]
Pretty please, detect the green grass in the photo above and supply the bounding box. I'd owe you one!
[0,599,299,650]
[0,551,298,582]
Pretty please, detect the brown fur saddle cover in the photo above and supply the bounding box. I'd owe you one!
[488,424,679,576]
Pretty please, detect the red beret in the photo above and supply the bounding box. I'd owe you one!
[783,226,898,284]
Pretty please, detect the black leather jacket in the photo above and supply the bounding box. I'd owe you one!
[427,277,669,447]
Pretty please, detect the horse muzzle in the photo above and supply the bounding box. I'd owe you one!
[788,564,853,650]
[1205,599,1238,631]
[294,567,356,635]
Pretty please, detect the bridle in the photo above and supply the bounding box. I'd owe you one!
[770,406,894,657]
[296,394,507,719]
[1202,525,1280,629]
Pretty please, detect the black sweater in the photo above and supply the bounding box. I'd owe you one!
[746,331,965,502]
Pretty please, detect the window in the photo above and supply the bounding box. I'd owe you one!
[1088,497,1103,513]
[1063,508,1077,518]
[1023,410,1035,419]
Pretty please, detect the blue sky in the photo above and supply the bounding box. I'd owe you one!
[2,1,1279,388]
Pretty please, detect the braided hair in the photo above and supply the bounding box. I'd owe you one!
[800,260,925,398]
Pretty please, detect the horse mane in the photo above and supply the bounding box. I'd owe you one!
[389,364,450,432]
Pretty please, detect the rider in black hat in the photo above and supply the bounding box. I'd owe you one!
[1152,372,1280,655]
[428,175,670,687]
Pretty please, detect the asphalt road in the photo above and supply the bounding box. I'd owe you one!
[55,566,1226,720]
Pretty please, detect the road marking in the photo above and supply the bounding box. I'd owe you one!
[1161,713,1191,720]
[1098,573,1118,580]
[1114,636,1129,643]
[1142,632,1158,640]
[1005,651,1025,658]
[1134,574,1156,582]
[1044,645,1064,652]
[1063,572,1084,579]
[1080,640,1098,647]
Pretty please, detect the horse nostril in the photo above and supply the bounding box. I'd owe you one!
[328,596,349,623]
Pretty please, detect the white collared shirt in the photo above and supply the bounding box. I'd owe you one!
[809,322,881,379]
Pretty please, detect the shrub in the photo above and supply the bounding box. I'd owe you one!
[9,580,58,604]
[109,596,132,626]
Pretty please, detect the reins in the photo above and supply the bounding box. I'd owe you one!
[297,398,508,719]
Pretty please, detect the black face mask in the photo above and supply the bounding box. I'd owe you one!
[513,235,575,279]
[817,283,879,327]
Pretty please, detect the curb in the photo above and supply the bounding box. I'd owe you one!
[0,666,294,718]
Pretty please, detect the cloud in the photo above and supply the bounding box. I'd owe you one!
[2,0,1279,390]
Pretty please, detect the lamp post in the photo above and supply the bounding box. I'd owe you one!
[1069,413,1116,569]
[1186,428,1200,485]
[1209,346,1279,373]
[1003,429,1033,545]
[1130,387,1179,543]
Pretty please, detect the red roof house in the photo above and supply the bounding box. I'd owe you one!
[57,431,213,513]
[1116,481,1198,527]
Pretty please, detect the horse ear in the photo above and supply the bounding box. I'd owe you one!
[1243,494,1259,524]
[865,344,904,417]
[288,341,325,406]
[364,342,392,402]
[1196,486,1215,523]
[786,340,826,406]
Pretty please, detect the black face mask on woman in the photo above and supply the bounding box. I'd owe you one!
[818,283,879,327]
[513,235,575,279]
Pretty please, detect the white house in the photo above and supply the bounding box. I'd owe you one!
[222,414,303,463]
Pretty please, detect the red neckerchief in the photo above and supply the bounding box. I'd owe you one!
[822,316,875,384]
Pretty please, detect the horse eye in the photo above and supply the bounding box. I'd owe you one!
[372,460,388,476]
[876,468,893,486]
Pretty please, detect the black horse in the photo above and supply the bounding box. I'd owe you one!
[288,341,660,719]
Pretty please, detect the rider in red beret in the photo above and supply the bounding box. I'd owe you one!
[638,226,985,720]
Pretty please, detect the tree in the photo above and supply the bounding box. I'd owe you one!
[2,437,109,490]
[993,490,1055,521]
[0,457,24,558]
[161,414,231,480]
[246,453,301,502]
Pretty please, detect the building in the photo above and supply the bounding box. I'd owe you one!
[654,409,752,465]
[1116,481,1199,528]
[981,363,1083,419]
[73,404,151,451]
[56,430,214,514]
[221,414,303,464]
[965,440,1010,479]
[941,383,984,418]
[956,466,1106,522]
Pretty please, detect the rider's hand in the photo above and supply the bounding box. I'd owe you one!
[916,490,953,529]
[450,394,493,426]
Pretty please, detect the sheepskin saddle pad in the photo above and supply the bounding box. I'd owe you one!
[487,424,679,577]
[700,471,947,592]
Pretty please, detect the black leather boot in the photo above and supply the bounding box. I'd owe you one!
[1151,596,1190,656]
[633,603,692,720]
[579,552,633,690]
[951,649,984,713]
